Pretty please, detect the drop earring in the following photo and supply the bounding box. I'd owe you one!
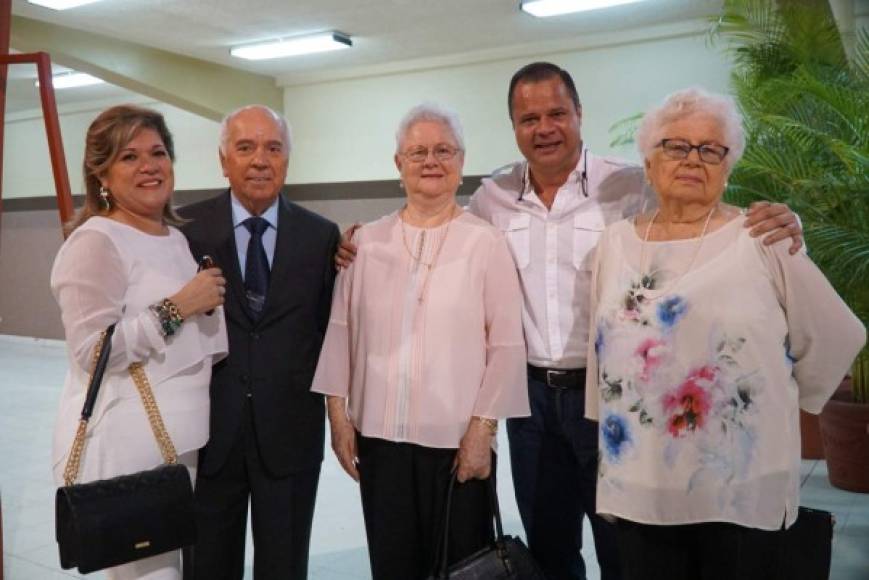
[99,186,111,211]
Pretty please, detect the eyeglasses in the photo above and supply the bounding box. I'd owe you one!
[658,139,730,165]
[402,144,461,163]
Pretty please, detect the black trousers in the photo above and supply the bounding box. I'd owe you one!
[357,435,495,580]
[192,400,321,580]
[507,375,621,580]
[617,519,787,580]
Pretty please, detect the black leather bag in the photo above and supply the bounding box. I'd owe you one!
[428,475,545,580]
[55,324,196,574]
[781,506,834,580]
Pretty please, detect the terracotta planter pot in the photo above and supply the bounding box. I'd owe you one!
[819,384,869,493]
[800,409,825,459]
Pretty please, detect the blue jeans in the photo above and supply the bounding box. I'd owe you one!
[507,375,621,580]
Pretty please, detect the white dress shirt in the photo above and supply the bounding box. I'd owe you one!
[231,192,279,274]
[468,149,653,369]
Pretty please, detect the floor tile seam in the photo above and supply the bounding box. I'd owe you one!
[5,551,65,572]
[799,459,818,488]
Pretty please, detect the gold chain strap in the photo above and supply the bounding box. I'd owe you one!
[62,332,179,487]
[63,330,109,487]
[128,362,178,466]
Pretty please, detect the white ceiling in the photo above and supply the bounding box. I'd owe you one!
[7,0,722,113]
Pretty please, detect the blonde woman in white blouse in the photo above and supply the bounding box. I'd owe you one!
[312,103,528,579]
[585,88,865,580]
[51,105,228,580]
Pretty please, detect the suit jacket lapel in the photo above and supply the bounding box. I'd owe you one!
[211,191,256,325]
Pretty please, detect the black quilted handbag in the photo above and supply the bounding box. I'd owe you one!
[428,475,545,580]
[55,325,196,574]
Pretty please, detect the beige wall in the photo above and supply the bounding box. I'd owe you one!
[0,210,66,339]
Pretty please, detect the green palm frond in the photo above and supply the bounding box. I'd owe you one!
[608,113,642,148]
[715,0,869,398]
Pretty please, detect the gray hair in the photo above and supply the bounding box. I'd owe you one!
[219,105,292,155]
[636,87,745,170]
[395,102,465,153]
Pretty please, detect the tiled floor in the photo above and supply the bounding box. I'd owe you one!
[1,334,867,579]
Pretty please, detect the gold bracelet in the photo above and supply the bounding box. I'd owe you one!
[475,416,498,435]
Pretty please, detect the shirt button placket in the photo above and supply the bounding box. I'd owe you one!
[545,218,563,361]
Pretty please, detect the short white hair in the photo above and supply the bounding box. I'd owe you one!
[636,87,745,170]
[219,105,292,155]
[395,102,465,153]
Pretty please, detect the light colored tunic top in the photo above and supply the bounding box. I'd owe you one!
[312,210,529,449]
[51,217,228,484]
[586,215,865,530]
[469,149,653,368]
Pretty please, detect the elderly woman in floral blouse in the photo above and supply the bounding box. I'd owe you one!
[585,88,865,580]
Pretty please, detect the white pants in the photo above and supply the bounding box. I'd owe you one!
[104,451,197,580]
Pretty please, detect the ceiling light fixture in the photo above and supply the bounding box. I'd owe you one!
[520,0,646,18]
[231,31,353,60]
[26,0,104,9]
[36,72,105,89]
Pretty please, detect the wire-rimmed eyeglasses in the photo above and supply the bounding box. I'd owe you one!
[401,144,462,163]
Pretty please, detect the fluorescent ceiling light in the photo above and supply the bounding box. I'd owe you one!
[36,72,105,89]
[521,0,645,18]
[231,32,352,60]
[27,0,103,9]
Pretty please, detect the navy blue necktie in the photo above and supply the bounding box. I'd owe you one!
[243,217,270,318]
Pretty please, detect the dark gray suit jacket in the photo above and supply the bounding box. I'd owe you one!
[179,191,339,478]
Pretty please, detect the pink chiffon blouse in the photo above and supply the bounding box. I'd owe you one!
[312,210,529,449]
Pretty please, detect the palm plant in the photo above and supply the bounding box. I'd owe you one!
[710,0,869,402]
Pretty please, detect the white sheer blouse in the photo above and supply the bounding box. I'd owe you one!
[51,217,227,484]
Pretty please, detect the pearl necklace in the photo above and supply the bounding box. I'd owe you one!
[399,204,458,303]
[637,206,717,301]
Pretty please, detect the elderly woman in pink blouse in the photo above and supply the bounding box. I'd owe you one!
[312,103,528,579]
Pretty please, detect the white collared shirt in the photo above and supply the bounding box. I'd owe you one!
[468,149,653,369]
[230,193,279,277]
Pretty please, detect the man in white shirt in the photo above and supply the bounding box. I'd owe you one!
[338,62,801,580]
[467,62,801,580]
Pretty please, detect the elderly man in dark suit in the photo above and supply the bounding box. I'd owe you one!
[179,105,340,580]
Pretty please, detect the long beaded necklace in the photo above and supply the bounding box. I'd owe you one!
[636,205,717,301]
[399,203,458,303]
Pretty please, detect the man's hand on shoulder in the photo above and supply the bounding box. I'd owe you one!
[335,224,361,270]
[744,201,803,255]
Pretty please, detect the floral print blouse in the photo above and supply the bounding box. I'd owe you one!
[585,215,865,530]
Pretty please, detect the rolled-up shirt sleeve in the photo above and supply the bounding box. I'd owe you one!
[760,240,866,413]
[472,234,529,419]
[51,229,166,376]
[311,265,352,398]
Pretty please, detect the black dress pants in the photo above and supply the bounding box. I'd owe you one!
[356,435,495,580]
[617,519,787,580]
[192,400,321,580]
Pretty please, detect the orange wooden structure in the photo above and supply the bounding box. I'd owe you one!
[1,3,73,573]
[0,0,75,231]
